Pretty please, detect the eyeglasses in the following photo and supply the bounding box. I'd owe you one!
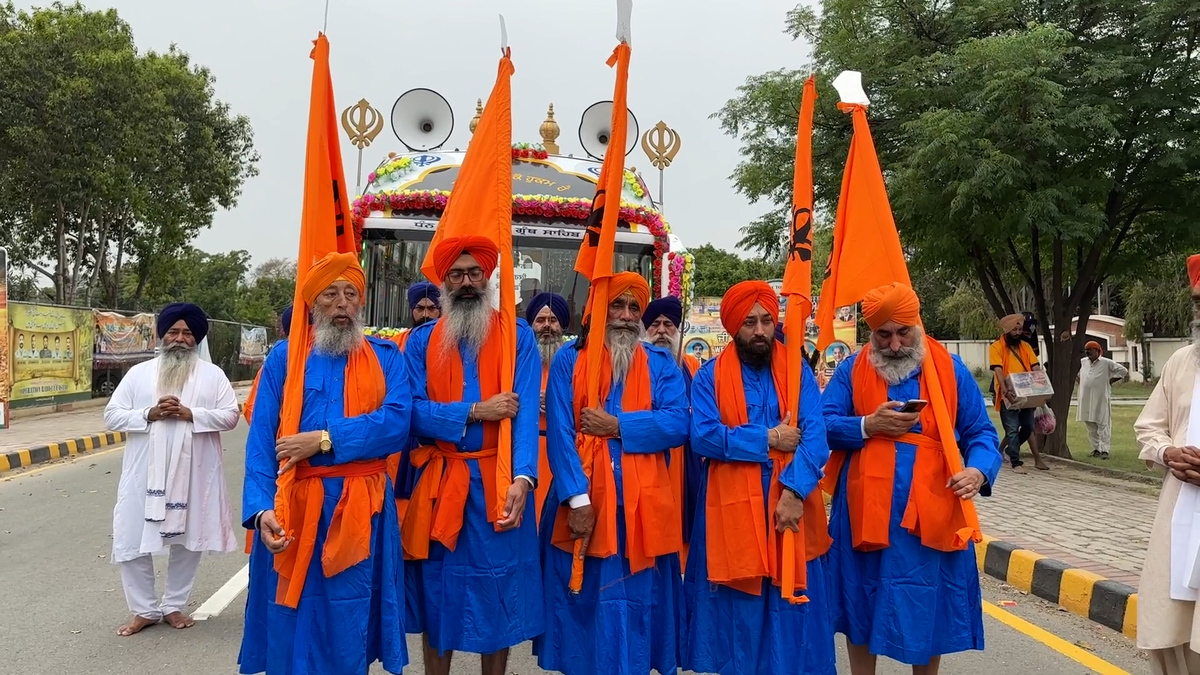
[446,268,486,284]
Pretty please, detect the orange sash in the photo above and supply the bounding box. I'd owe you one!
[820,338,981,552]
[551,344,680,574]
[706,341,830,598]
[400,316,505,560]
[274,339,388,608]
[535,368,553,528]
[244,369,262,425]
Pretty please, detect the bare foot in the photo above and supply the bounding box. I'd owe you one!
[1012,465,1028,475]
[1035,462,1050,470]
[117,615,159,637]
[163,611,195,629]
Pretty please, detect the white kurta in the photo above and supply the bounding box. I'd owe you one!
[105,358,241,563]
[1135,344,1200,652]
[1077,356,1128,425]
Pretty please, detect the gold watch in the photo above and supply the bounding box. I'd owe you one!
[319,430,332,453]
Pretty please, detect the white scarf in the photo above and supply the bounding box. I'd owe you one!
[144,363,200,540]
[1169,369,1200,600]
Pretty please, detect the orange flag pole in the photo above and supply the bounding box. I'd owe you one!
[779,73,816,605]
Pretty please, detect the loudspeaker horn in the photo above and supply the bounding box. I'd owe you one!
[578,101,639,161]
[391,88,454,151]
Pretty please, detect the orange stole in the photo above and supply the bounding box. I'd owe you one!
[535,368,553,528]
[820,339,979,552]
[551,344,681,574]
[401,316,505,560]
[705,341,830,598]
[274,339,388,608]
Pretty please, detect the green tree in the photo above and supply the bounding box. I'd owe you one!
[717,0,1200,457]
[690,243,785,298]
[125,247,252,321]
[238,258,297,327]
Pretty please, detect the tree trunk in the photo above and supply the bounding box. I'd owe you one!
[54,202,67,304]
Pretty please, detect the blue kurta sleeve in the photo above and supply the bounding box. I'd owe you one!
[242,341,288,526]
[617,348,690,454]
[821,355,866,451]
[326,339,413,463]
[952,355,1002,495]
[780,361,829,496]
[406,323,471,441]
[512,322,540,479]
[546,347,588,504]
[689,360,772,463]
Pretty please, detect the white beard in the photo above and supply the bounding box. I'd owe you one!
[868,328,927,386]
[313,310,366,356]
[439,281,498,358]
[1191,318,1200,363]
[644,331,681,360]
[606,321,644,384]
[537,332,563,367]
[157,346,198,397]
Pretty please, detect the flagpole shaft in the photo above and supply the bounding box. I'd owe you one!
[658,168,664,214]
[323,0,331,33]
[355,148,363,196]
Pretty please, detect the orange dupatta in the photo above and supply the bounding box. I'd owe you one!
[551,344,681,574]
[706,341,830,599]
[400,316,504,560]
[820,338,981,552]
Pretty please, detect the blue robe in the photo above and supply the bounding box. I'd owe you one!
[534,343,690,675]
[822,352,1001,665]
[680,361,704,548]
[402,318,544,655]
[683,357,836,675]
[239,337,411,675]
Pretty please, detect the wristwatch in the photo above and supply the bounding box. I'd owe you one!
[319,430,332,454]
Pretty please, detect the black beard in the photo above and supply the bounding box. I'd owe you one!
[413,316,433,327]
[1005,334,1022,346]
[734,334,772,370]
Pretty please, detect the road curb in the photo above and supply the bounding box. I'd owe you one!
[0,431,127,475]
[977,535,1137,640]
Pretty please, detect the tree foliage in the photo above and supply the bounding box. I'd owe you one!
[690,243,785,298]
[716,0,1200,456]
[0,2,259,307]
[1122,252,1194,343]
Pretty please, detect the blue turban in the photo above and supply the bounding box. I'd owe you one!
[525,292,570,329]
[157,303,209,343]
[407,282,441,310]
[279,305,294,338]
[775,323,786,343]
[641,296,683,330]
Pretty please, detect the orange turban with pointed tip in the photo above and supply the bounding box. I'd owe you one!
[430,235,500,283]
[301,252,366,305]
[606,272,651,311]
[861,282,922,331]
[719,280,779,336]
[1189,254,1200,289]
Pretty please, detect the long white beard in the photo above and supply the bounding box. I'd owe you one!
[868,328,927,386]
[1191,318,1200,362]
[644,331,681,360]
[440,281,498,358]
[607,321,644,384]
[313,311,366,356]
[157,346,198,396]
[537,332,563,367]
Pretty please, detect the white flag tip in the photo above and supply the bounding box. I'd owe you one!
[499,15,509,53]
[616,0,633,45]
[832,71,870,106]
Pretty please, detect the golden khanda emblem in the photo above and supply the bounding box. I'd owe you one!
[341,99,384,150]
[641,121,682,170]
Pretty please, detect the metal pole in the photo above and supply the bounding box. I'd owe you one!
[354,148,364,196]
[658,168,665,214]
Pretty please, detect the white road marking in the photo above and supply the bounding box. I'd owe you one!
[193,563,249,621]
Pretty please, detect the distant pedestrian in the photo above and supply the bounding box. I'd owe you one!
[104,303,240,637]
[1076,341,1128,460]
[990,313,1047,473]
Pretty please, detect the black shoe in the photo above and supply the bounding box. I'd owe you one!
[1090,450,1101,458]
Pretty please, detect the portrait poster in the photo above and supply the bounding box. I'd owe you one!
[94,311,156,364]
[238,326,269,365]
[9,302,94,405]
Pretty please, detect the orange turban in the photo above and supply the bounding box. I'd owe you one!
[1085,341,1102,352]
[606,272,650,311]
[999,314,1024,333]
[861,282,922,331]
[719,280,779,336]
[430,235,500,283]
[1189,254,1200,288]
[301,252,366,305]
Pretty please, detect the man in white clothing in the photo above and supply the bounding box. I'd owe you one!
[105,302,240,637]
[1076,340,1128,459]
[1133,254,1200,674]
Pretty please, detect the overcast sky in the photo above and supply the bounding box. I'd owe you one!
[69,0,813,266]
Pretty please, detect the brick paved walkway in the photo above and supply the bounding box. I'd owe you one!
[976,464,1157,589]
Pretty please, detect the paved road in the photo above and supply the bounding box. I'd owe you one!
[0,422,1151,674]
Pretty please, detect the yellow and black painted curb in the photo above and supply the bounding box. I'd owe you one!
[977,535,1137,640]
[0,432,126,474]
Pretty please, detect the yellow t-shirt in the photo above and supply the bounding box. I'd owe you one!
[989,338,1039,407]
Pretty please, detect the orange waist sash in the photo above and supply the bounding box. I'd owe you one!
[400,444,499,560]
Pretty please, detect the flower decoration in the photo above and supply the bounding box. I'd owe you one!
[623,170,645,199]
[512,142,549,160]
[369,156,415,186]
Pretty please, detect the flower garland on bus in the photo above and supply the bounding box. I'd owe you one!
[512,142,549,160]
[623,170,645,199]
[366,156,415,186]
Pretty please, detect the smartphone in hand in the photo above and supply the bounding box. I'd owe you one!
[898,399,928,414]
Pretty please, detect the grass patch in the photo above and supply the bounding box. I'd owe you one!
[985,405,1155,477]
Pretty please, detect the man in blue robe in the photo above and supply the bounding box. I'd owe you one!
[821,282,1001,674]
[239,252,411,674]
[535,272,690,675]
[683,280,835,675]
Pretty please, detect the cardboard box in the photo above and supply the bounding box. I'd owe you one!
[1005,370,1055,409]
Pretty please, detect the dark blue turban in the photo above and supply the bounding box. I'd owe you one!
[641,296,683,330]
[775,323,786,343]
[525,292,570,329]
[407,282,441,310]
[280,305,294,338]
[157,303,209,343]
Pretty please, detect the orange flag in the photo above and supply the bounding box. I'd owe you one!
[779,74,816,605]
[814,101,911,351]
[273,32,359,604]
[419,50,517,518]
[569,40,632,593]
